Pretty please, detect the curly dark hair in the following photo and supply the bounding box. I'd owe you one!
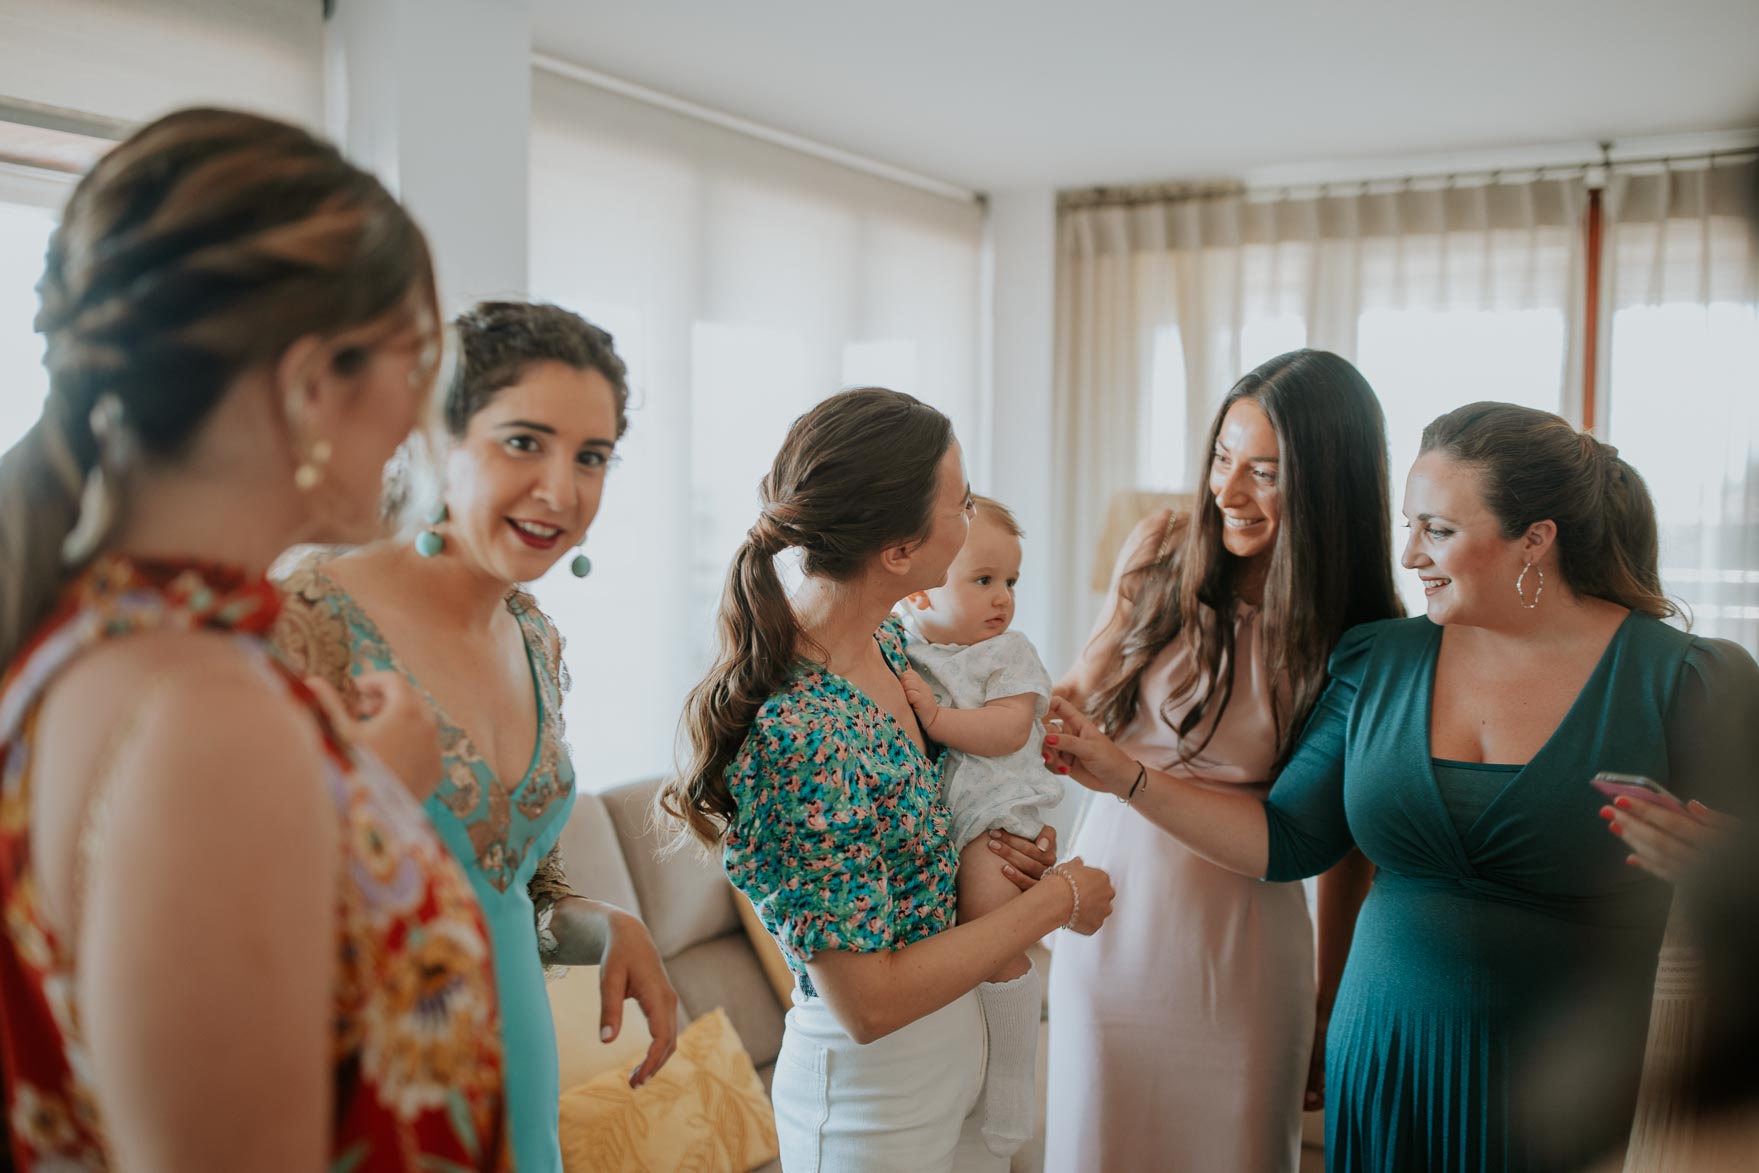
[446,301,630,439]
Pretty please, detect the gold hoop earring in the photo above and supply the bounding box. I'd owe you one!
[294,438,333,492]
[1516,561,1544,609]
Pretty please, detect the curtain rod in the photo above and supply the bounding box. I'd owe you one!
[531,53,984,207]
[1062,144,1759,211]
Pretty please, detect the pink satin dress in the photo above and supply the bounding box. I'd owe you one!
[1044,602,1315,1172]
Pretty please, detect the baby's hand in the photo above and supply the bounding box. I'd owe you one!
[900,669,940,730]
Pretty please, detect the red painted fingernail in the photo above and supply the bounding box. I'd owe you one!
[1045,735,1059,745]
[1608,820,1622,835]
[1598,806,1616,820]
[1625,855,1640,867]
[1059,766,1070,775]
[1614,797,1632,811]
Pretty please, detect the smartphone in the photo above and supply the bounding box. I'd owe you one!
[1590,771,1687,815]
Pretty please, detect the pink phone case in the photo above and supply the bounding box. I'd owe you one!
[1590,773,1688,814]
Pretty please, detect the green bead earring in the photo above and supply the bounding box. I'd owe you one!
[416,504,447,558]
[569,552,592,578]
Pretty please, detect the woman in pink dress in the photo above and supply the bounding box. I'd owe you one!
[1042,350,1399,1171]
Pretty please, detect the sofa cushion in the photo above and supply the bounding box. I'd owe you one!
[554,788,644,919]
[556,1008,779,1173]
[602,777,741,959]
[665,933,786,1071]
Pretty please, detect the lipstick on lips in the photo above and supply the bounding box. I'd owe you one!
[507,518,563,550]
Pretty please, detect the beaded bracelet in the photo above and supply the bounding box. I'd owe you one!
[1047,864,1080,932]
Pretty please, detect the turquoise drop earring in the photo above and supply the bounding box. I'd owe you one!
[415,504,447,558]
[569,547,592,578]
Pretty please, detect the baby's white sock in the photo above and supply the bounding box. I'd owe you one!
[977,967,1042,1158]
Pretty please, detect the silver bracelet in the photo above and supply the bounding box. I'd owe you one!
[1047,864,1080,932]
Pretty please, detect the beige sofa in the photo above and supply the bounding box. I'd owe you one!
[553,775,1053,1173]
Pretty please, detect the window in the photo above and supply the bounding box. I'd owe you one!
[529,71,984,790]
[0,200,57,456]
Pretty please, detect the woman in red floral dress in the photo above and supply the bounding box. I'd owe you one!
[0,109,507,1170]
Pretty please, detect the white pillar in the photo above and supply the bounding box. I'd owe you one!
[986,188,1059,659]
[324,0,531,311]
[986,188,1089,847]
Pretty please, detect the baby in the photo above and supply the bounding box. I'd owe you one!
[899,494,1062,1158]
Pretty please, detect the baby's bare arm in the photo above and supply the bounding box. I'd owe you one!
[922,692,1039,757]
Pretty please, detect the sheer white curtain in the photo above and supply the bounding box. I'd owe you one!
[1053,177,1587,663]
[1602,158,1759,655]
[528,70,985,790]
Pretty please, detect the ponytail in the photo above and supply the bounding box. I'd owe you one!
[659,388,953,848]
[664,527,804,846]
[0,394,101,665]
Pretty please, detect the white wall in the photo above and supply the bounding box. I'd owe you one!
[985,188,1059,661]
[984,186,1089,846]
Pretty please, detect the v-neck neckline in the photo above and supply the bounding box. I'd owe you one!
[318,563,548,795]
[796,629,935,768]
[1417,610,1636,847]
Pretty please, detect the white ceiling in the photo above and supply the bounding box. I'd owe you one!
[532,0,1759,193]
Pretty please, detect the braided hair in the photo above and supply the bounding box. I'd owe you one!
[0,107,434,665]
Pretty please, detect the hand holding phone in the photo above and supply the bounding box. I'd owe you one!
[1589,771,1687,815]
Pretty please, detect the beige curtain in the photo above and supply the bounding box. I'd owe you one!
[1051,177,1588,667]
[1602,157,1759,656]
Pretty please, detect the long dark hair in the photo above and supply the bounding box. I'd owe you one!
[1420,402,1676,619]
[0,107,433,667]
[1090,350,1403,766]
[660,388,955,846]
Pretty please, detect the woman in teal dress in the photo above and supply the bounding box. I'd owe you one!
[1045,401,1759,1172]
[274,301,679,1172]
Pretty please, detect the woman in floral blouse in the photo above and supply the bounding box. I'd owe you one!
[0,109,507,1169]
[663,388,1116,1172]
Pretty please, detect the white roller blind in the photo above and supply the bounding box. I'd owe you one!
[528,68,985,790]
[0,0,322,128]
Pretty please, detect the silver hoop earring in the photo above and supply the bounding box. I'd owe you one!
[1516,562,1544,610]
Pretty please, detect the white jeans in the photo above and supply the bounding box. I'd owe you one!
[772,989,1005,1173]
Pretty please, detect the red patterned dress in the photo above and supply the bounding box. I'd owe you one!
[0,557,508,1170]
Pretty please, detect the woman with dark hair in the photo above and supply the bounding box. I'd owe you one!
[1043,350,1398,1172]
[1047,400,1759,1171]
[273,301,678,1173]
[0,109,507,1169]
[661,388,1114,1171]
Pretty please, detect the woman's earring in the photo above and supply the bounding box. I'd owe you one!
[569,546,593,578]
[294,438,332,492]
[1516,561,1544,609]
[416,504,447,558]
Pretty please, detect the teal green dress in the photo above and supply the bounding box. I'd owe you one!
[276,553,579,1173]
[1263,613,1759,1172]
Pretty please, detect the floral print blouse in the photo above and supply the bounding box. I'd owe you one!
[0,557,507,1170]
[723,618,959,998]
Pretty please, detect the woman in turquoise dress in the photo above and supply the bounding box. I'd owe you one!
[274,301,679,1172]
[1045,401,1759,1171]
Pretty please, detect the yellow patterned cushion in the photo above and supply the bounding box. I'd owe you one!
[557,1007,779,1173]
[734,886,798,1008]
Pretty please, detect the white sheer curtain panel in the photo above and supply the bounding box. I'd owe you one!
[1052,177,1588,664]
[528,70,984,791]
[1602,158,1759,656]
